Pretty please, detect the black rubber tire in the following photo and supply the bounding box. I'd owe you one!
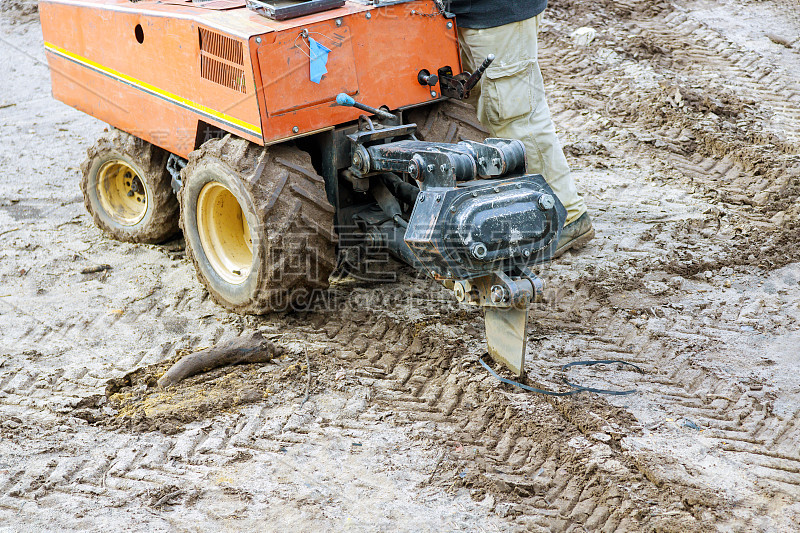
[179,135,337,314]
[80,129,179,243]
[405,100,490,144]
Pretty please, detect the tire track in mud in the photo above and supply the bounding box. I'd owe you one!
[261,300,728,531]
[523,0,800,518]
[0,293,722,530]
[403,30,791,514]
[528,263,800,504]
[3,1,799,529]
[608,328,798,464]
[543,0,800,273]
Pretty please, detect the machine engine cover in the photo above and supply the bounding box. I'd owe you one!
[404,175,566,280]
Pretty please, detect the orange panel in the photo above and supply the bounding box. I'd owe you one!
[40,0,263,157]
[40,0,461,153]
[258,24,359,116]
[48,54,203,157]
[253,2,461,144]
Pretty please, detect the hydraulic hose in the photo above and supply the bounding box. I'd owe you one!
[379,173,419,206]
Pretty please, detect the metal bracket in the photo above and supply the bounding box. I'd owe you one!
[167,153,187,195]
[342,169,369,193]
[452,271,542,309]
[451,270,543,377]
[438,54,495,100]
[458,139,526,177]
[346,123,416,145]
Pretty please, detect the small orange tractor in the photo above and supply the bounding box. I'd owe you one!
[40,0,565,375]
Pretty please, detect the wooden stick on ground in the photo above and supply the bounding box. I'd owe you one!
[157,331,284,389]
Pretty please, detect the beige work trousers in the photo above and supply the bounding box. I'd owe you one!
[458,14,586,225]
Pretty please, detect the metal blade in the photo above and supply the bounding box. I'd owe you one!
[485,306,529,377]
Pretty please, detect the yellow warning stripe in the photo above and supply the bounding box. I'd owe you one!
[44,41,262,137]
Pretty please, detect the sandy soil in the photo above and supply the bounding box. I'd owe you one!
[2,0,800,530]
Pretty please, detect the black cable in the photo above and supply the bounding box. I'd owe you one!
[479,356,581,396]
[479,355,642,396]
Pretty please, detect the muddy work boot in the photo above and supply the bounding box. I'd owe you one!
[553,212,595,259]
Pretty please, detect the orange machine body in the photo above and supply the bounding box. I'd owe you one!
[39,0,460,158]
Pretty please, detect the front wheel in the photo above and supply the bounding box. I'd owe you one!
[179,136,337,314]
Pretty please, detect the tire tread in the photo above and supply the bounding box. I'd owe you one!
[80,129,179,244]
[180,135,336,314]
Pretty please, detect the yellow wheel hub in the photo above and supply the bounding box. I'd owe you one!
[96,159,148,226]
[196,181,253,285]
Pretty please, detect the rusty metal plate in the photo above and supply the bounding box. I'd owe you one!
[485,306,528,377]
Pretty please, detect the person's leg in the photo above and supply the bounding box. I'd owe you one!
[457,15,587,226]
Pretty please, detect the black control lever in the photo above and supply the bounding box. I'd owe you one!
[436,53,496,100]
[336,93,396,121]
[463,54,495,93]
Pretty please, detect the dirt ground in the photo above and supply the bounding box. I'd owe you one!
[2,0,800,530]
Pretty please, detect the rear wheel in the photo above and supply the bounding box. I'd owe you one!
[179,135,336,314]
[405,100,490,144]
[81,129,179,243]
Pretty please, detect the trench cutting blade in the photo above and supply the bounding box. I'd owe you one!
[485,306,529,377]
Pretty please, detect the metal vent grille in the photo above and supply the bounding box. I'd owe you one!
[199,28,244,65]
[200,56,246,92]
[199,28,246,92]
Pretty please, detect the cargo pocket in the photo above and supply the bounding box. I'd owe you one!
[483,60,542,122]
